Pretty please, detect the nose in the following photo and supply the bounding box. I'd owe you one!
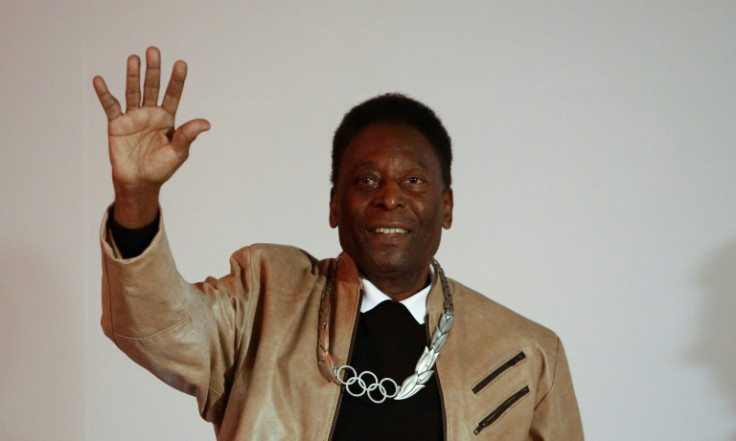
[372,180,405,210]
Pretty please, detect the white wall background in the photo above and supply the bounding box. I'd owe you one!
[1,1,734,440]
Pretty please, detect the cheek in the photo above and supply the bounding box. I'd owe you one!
[415,198,442,222]
[342,195,368,220]
[333,204,359,234]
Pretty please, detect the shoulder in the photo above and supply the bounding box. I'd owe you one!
[219,244,332,300]
[448,278,559,351]
[229,243,322,274]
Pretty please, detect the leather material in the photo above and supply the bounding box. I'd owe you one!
[100,208,583,440]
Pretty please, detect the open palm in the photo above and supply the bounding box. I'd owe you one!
[93,47,209,227]
[94,47,209,191]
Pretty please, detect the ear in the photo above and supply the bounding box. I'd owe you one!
[441,188,453,229]
[329,187,339,228]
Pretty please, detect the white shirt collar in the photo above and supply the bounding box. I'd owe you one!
[360,266,434,325]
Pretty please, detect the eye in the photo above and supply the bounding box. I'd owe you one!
[406,176,423,185]
[356,175,379,189]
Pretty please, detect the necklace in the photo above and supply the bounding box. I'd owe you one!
[317,256,454,404]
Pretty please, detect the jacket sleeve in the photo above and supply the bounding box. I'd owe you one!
[99,207,256,424]
[529,338,584,440]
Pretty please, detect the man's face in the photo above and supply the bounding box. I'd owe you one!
[329,123,453,286]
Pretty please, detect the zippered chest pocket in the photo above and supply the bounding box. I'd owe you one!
[471,351,529,435]
[473,385,530,435]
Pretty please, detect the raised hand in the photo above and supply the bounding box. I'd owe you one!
[93,47,210,227]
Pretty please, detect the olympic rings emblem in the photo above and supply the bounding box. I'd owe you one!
[334,365,400,404]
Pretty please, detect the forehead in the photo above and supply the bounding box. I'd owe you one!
[339,123,441,173]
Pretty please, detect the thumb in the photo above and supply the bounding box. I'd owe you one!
[171,119,210,154]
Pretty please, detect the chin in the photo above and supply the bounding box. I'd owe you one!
[364,252,418,275]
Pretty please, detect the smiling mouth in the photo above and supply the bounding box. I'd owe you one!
[372,227,409,234]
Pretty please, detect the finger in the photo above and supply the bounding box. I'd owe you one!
[142,46,161,107]
[161,60,187,116]
[170,119,210,154]
[93,76,122,121]
[125,55,141,111]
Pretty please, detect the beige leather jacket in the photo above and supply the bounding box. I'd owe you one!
[101,211,583,440]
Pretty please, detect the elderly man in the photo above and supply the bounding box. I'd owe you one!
[94,47,583,440]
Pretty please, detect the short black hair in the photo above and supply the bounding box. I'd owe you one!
[331,93,452,188]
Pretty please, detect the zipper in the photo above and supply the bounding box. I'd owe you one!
[473,385,530,435]
[472,351,526,395]
[326,287,363,441]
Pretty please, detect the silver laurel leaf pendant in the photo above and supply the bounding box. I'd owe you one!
[395,373,424,400]
[415,347,435,373]
[417,370,434,384]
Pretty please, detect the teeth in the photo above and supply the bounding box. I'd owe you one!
[374,227,408,234]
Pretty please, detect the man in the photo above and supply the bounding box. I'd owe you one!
[94,47,583,440]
